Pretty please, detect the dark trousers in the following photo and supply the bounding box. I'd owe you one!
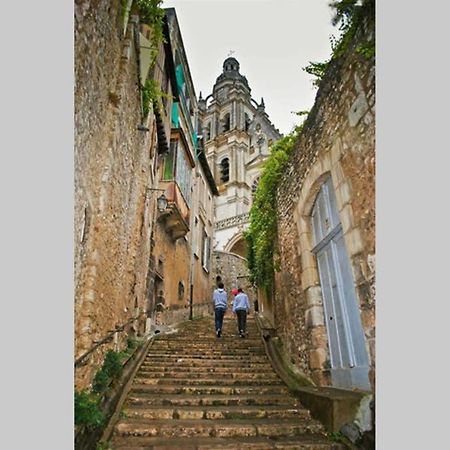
[236,310,247,334]
[214,307,226,332]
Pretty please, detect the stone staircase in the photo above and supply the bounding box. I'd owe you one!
[108,316,345,449]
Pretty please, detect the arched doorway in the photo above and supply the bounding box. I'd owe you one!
[311,176,370,390]
[225,233,247,258]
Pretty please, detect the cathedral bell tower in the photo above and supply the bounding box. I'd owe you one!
[199,57,281,257]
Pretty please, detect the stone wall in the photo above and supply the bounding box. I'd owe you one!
[212,251,255,306]
[272,8,375,390]
[74,0,158,389]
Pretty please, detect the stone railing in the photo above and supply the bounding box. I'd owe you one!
[214,212,250,230]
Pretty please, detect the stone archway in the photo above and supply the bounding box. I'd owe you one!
[224,232,247,259]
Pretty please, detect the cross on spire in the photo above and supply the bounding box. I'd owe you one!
[227,50,235,57]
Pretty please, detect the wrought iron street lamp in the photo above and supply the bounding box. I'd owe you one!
[146,188,168,212]
[156,193,168,212]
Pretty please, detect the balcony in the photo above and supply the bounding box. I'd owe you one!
[158,180,190,240]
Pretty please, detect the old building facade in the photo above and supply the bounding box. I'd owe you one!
[148,8,218,327]
[74,0,162,389]
[260,6,375,392]
[74,3,217,389]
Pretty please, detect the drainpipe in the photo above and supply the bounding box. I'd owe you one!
[188,166,199,320]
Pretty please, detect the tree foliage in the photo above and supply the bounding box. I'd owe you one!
[74,390,104,431]
[303,0,375,86]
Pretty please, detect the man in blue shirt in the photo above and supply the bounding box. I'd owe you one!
[232,288,250,338]
[212,282,227,338]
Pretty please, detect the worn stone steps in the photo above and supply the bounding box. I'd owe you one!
[110,435,343,449]
[132,377,283,386]
[129,384,291,396]
[144,355,270,362]
[123,405,311,421]
[137,365,274,374]
[114,418,324,438]
[108,317,340,449]
[135,370,280,380]
[125,394,299,407]
[148,348,266,354]
[138,363,273,371]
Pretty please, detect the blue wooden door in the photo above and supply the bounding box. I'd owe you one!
[311,178,370,390]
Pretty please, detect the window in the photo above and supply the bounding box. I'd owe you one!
[220,158,230,183]
[178,281,185,300]
[163,141,176,180]
[204,122,211,141]
[202,228,211,271]
[164,139,192,205]
[244,113,251,132]
[222,113,230,132]
[175,141,192,205]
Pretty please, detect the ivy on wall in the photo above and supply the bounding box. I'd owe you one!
[245,124,303,293]
[135,0,165,61]
[134,0,166,117]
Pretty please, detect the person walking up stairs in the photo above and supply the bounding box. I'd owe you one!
[107,317,345,449]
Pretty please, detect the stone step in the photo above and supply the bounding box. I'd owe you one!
[110,434,344,450]
[159,333,260,339]
[137,365,274,374]
[144,355,270,362]
[123,405,312,421]
[149,346,265,355]
[132,377,283,386]
[135,370,280,381]
[152,337,260,342]
[113,418,324,439]
[125,393,300,407]
[158,337,261,343]
[145,352,267,358]
[139,363,273,371]
[129,384,290,396]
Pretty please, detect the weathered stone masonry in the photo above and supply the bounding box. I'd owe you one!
[75,0,157,389]
[273,11,375,389]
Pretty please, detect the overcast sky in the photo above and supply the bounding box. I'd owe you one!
[161,0,336,135]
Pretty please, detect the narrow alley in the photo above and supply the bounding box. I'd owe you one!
[74,1,375,449]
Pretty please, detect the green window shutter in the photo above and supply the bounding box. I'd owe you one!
[175,65,185,91]
[163,141,176,180]
[171,102,179,128]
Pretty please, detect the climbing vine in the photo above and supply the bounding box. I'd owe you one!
[135,0,165,59]
[133,0,166,117]
[303,0,375,86]
[245,124,303,293]
[142,78,162,118]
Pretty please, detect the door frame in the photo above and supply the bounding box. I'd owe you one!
[291,142,372,391]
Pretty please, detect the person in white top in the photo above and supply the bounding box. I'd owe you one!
[212,282,228,338]
[232,288,250,338]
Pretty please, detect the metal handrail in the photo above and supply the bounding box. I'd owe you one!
[74,317,138,368]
